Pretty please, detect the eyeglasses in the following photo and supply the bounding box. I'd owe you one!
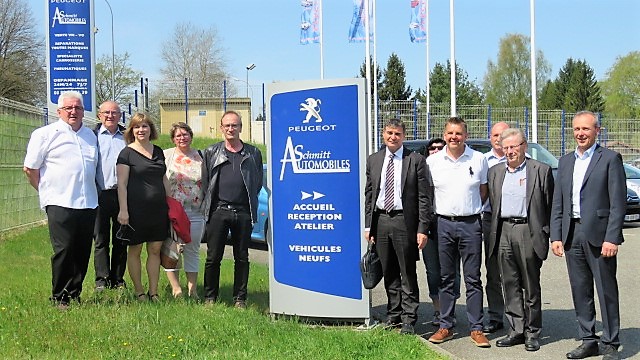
[100,110,121,116]
[60,106,84,112]
[116,224,135,243]
[428,145,444,151]
[501,142,525,151]
[222,123,240,129]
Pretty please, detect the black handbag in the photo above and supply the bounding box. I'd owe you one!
[360,242,383,289]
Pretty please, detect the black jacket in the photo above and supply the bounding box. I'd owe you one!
[201,141,263,223]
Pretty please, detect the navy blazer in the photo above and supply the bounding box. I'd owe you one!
[550,145,626,247]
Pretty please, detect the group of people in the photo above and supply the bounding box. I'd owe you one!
[23,91,262,310]
[366,113,623,360]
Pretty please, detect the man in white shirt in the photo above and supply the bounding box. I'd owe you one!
[23,91,99,310]
[427,117,491,348]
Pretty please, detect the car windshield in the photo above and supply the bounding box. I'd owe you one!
[526,143,558,169]
[624,163,640,179]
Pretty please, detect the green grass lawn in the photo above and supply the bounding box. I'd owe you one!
[0,227,446,359]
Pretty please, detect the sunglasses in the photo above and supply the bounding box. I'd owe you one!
[428,145,444,151]
[116,224,135,243]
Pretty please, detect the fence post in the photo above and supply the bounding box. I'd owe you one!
[487,104,492,138]
[413,98,418,139]
[523,106,528,139]
[184,78,189,123]
[561,110,566,155]
[42,107,48,126]
[223,80,227,112]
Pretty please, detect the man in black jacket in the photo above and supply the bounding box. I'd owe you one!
[201,110,263,309]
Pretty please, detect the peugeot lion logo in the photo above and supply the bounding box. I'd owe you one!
[300,98,322,123]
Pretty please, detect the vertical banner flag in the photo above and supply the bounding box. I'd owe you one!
[348,0,373,43]
[409,0,427,43]
[300,0,320,44]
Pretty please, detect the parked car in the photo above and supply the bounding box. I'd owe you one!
[623,163,640,222]
[251,164,270,244]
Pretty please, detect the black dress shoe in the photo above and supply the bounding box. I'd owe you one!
[482,321,504,334]
[525,338,540,352]
[400,323,415,335]
[600,345,619,360]
[496,334,525,347]
[383,319,401,329]
[566,343,599,359]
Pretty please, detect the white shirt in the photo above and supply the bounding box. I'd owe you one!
[427,144,488,216]
[23,119,99,210]
[482,149,507,212]
[376,146,403,211]
[571,143,597,218]
[97,124,126,190]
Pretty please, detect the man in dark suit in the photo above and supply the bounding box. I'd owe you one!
[551,111,625,360]
[488,128,554,352]
[364,118,432,335]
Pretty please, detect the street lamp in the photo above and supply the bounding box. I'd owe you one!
[245,63,256,97]
[104,0,115,100]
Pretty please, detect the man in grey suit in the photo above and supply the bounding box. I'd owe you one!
[364,118,433,335]
[551,111,625,360]
[488,128,554,352]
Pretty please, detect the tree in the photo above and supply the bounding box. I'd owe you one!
[159,22,229,98]
[358,56,383,92]
[483,33,551,107]
[540,58,604,113]
[601,51,640,118]
[415,60,483,105]
[0,0,45,105]
[95,52,142,109]
[379,53,412,101]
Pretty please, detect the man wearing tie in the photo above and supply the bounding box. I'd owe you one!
[364,118,432,335]
[488,128,554,352]
[551,111,625,360]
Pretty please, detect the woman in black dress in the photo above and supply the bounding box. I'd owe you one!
[116,113,170,301]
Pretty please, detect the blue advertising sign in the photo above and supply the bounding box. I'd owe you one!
[47,1,93,111]
[270,84,363,301]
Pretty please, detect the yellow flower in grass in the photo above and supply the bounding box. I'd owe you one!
[167,335,173,340]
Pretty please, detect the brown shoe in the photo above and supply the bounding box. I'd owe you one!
[428,328,454,343]
[470,330,491,348]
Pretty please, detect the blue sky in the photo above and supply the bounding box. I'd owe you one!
[32,0,639,94]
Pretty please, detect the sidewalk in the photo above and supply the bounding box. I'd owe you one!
[369,223,640,359]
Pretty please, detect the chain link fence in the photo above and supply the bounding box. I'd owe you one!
[2,95,639,234]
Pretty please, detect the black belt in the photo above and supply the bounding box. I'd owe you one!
[571,218,581,223]
[503,217,527,224]
[377,209,403,217]
[437,214,480,222]
[216,204,248,213]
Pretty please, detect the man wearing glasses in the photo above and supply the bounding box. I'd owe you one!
[487,128,554,352]
[201,111,263,309]
[23,91,99,310]
[93,101,127,291]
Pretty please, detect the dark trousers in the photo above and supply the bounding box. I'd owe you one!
[421,221,461,301]
[565,220,620,347]
[482,212,505,323]
[376,212,420,326]
[204,208,252,301]
[93,189,127,287]
[46,205,96,304]
[437,215,484,331]
[498,222,543,339]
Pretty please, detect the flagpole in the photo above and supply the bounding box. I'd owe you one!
[530,0,538,142]
[364,0,373,154]
[319,0,324,79]
[372,0,379,151]
[425,0,430,139]
[449,0,456,117]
